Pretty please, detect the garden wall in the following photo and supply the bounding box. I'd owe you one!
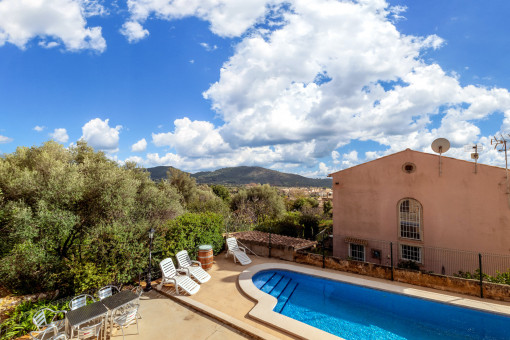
[294,251,510,302]
[236,240,296,261]
[230,231,316,262]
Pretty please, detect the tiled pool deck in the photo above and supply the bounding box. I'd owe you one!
[151,251,510,340]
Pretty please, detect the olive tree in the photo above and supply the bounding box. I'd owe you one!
[230,184,285,225]
[0,141,183,294]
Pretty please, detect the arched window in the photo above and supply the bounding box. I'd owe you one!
[399,198,422,240]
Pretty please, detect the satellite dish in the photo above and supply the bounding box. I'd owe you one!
[431,138,450,176]
[431,138,450,154]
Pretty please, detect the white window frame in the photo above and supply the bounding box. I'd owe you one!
[349,243,365,262]
[400,244,422,263]
[399,198,422,240]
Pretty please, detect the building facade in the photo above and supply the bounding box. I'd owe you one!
[329,149,510,275]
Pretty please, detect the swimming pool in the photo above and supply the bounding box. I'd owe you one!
[240,264,510,340]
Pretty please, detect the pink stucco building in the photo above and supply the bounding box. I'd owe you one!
[329,149,510,275]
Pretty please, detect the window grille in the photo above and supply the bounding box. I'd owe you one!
[349,243,365,261]
[400,244,422,263]
[399,199,422,240]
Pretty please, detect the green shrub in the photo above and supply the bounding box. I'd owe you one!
[0,298,69,340]
[397,260,421,271]
[256,212,303,238]
[158,212,225,260]
[454,269,510,284]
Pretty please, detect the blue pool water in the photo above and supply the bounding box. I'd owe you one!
[252,270,510,340]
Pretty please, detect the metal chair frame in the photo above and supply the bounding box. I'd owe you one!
[97,285,120,301]
[112,306,139,340]
[70,294,96,311]
[32,308,67,334]
[76,319,103,340]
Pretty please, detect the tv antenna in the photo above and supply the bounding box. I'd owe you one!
[464,144,484,174]
[491,135,510,196]
[431,138,450,176]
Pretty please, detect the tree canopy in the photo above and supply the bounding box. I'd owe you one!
[0,141,183,293]
[230,184,285,225]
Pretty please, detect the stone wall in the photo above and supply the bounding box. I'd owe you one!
[237,240,296,261]
[230,231,316,262]
[294,251,510,302]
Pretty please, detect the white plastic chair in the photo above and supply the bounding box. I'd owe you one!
[176,250,211,284]
[112,305,139,340]
[32,308,67,334]
[157,258,200,295]
[76,320,103,340]
[70,294,96,310]
[97,285,120,300]
[226,237,252,265]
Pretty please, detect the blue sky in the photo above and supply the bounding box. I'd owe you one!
[1,0,510,177]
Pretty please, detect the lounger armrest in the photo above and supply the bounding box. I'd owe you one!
[178,267,190,274]
[176,268,189,276]
[191,260,202,267]
[238,246,247,253]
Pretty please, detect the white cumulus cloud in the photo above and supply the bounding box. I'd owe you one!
[124,155,145,165]
[0,0,106,52]
[123,0,271,41]
[49,128,69,143]
[120,21,149,43]
[152,118,230,157]
[0,135,13,144]
[131,138,147,152]
[81,118,122,152]
[124,0,510,176]
[33,125,45,132]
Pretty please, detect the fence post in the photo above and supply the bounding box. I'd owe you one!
[322,236,326,268]
[390,242,394,281]
[479,253,483,298]
[268,228,272,258]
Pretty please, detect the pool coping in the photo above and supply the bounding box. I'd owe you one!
[239,263,510,340]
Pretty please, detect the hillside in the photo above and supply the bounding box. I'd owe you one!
[145,166,179,180]
[146,166,331,187]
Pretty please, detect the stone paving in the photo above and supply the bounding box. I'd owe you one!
[109,289,248,340]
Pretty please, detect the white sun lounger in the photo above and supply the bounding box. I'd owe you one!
[176,250,211,284]
[157,257,200,295]
[226,237,252,265]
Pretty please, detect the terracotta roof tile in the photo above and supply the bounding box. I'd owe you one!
[231,231,316,250]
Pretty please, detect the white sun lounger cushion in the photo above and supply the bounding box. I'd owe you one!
[176,250,211,284]
[174,275,200,295]
[187,266,211,283]
[158,257,200,295]
[226,237,252,265]
[233,250,252,265]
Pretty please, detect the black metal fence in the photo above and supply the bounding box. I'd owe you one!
[305,233,510,279]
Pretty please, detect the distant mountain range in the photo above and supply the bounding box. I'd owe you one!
[146,166,332,187]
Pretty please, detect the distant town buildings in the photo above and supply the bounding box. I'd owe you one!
[278,187,333,207]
